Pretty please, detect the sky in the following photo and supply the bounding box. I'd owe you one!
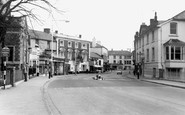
[28,0,185,51]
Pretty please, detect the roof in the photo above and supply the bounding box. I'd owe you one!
[108,50,132,56]
[94,43,108,50]
[90,52,102,59]
[163,39,185,46]
[28,29,52,41]
[54,33,91,43]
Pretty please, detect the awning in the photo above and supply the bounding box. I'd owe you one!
[164,39,185,46]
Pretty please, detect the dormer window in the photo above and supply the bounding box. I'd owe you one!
[170,22,177,35]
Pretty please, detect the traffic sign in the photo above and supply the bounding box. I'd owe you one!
[2,46,10,57]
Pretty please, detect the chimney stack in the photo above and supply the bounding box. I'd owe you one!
[44,28,50,34]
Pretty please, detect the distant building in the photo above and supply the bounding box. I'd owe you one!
[108,49,133,70]
[89,38,109,72]
[54,32,91,74]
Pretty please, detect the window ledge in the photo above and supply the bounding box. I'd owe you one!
[169,34,178,37]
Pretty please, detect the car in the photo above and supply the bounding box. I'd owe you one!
[117,70,122,75]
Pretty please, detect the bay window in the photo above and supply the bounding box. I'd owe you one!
[166,46,183,60]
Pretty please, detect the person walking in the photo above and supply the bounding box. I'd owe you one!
[137,68,140,79]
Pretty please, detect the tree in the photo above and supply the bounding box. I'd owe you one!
[0,0,61,45]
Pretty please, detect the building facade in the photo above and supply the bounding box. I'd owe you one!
[54,33,91,74]
[0,17,29,85]
[134,11,185,81]
[108,50,133,70]
[90,39,108,72]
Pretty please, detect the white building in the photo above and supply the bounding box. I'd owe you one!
[108,49,133,70]
[134,11,185,81]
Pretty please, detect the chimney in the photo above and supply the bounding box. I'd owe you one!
[154,12,157,21]
[79,34,82,38]
[44,28,50,34]
[55,30,58,34]
[150,19,154,25]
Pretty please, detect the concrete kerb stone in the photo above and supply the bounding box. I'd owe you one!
[125,73,185,89]
[0,80,24,90]
[140,79,185,89]
[42,78,62,115]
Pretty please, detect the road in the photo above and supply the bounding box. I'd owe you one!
[46,71,185,115]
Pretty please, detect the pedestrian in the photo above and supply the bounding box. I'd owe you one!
[137,69,140,79]
[48,66,52,79]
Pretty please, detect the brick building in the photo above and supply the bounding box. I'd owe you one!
[0,17,29,85]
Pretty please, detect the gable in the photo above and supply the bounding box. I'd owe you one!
[173,10,185,21]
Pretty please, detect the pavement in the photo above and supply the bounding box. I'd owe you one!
[0,72,185,115]
[126,73,185,89]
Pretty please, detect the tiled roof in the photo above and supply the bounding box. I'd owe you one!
[108,50,132,56]
[28,29,52,41]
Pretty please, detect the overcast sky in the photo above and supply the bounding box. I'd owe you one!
[29,0,185,51]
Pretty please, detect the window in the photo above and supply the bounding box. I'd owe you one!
[68,41,72,47]
[175,47,181,60]
[60,40,64,46]
[120,60,122,64]
[152,47,155,61]
[68,52,72,60]
[146,49,149,62]
[47,41,50,49]
[119,56,122,59]
[171,47,174,60]
[139,39,141,48]
[82,43,87,49]
[166,46,183,60]
[147,34,149,44]
[152,31,154,42]
[8,46,14,61]
[113,60,116,63]
[166,46,169,60]
[170,22,177,35]
[142,37,144,47]
[113,55,116,59]
[75,42,78,48]
[35,39,39,46]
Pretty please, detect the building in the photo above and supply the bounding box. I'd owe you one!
[0,17,29,85]
[108,49,133,70]
[54,32,91,74]
[28,29,52,76]
[134,11,185,81]
[89,38,109,72]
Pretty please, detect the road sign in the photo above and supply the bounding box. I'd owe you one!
[2,46,10,57]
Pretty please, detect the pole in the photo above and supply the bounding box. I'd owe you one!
[3,58,6,89]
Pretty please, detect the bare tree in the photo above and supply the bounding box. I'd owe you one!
[0,0,61,44]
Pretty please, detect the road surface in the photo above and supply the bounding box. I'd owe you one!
[46,72,185,115]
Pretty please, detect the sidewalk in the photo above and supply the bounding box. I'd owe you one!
[0,75,51,115]
[126,73,185,89]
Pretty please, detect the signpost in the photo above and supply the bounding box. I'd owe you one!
[2,46,10,89]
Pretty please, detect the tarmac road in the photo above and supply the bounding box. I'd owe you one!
[46,73,185,115]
